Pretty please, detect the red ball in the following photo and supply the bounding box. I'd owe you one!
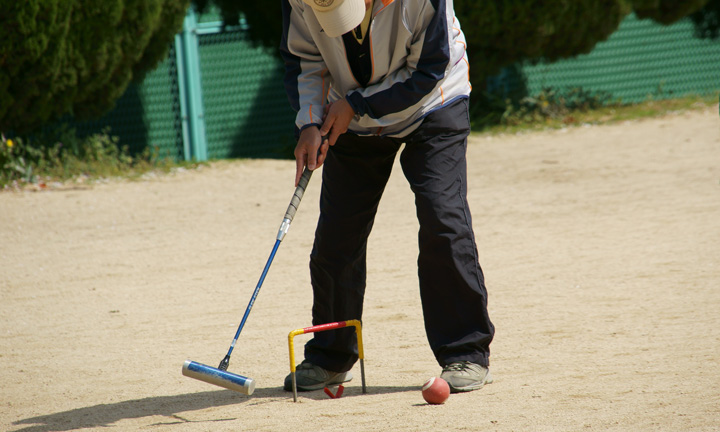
[422,377,450,404]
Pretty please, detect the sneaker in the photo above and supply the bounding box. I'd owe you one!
[283,360,353,392]
[440,361,493,393]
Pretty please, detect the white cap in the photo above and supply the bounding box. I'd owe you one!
[302,0,366,38]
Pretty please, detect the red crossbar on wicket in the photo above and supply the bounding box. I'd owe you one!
[288,319,366,402]
[300,321,349,334]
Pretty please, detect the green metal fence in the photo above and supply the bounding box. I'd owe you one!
[73,10,719,162]
[74,8,296,162]
[521,14,720,103]
[197,30,296,160]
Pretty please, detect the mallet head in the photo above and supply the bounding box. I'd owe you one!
[182,360,255,395]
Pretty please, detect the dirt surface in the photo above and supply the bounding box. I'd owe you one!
[2,108,719,431]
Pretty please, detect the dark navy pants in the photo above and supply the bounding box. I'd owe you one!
[304,98,494,372]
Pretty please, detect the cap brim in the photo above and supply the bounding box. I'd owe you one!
[313,0,366,38]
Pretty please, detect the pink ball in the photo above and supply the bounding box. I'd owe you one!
[422,377,450,404]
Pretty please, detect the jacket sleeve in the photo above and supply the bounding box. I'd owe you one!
[280,0,331,131]
[345,0,453,121]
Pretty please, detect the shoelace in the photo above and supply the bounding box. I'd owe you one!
[297,361,317,370]
[443,361,472,372]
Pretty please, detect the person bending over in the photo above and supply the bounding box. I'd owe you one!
[280,0,495,393]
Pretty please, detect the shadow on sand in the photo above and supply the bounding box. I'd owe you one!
[12,385,415,431]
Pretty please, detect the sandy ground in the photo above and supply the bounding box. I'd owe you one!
[1,107,719,432]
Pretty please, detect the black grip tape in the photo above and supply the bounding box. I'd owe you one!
[284,168,313,222]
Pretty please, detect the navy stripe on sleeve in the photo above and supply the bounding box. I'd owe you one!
[347,0,449,119]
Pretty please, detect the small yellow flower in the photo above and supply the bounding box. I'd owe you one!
[6,139,13,148]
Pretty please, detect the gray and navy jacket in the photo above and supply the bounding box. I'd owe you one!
[280,0,471,138]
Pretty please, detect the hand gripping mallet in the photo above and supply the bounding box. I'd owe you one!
[182,167,314,395]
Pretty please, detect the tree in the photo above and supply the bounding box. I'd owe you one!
[690,0,720,39]
[633,0,710,24]
[456,0,712,90]
[0,0,189,133]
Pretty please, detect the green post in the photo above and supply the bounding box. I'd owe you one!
[175,33,191,161]
[177,8,208,161]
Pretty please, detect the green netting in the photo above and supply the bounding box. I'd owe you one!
[141,47,184,160]
[522,14,720,103]
[197,31,296,160]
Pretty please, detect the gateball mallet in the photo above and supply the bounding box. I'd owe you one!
[182,165,315,395]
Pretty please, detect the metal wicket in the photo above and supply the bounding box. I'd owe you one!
[288,320,367,402]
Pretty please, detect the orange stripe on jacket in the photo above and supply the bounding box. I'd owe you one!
[376,0,394,15]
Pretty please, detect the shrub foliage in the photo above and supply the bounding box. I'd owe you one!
[0,0,189,133]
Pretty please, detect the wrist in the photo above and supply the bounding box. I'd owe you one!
[299,123,321,133]
[344,95,361,121]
